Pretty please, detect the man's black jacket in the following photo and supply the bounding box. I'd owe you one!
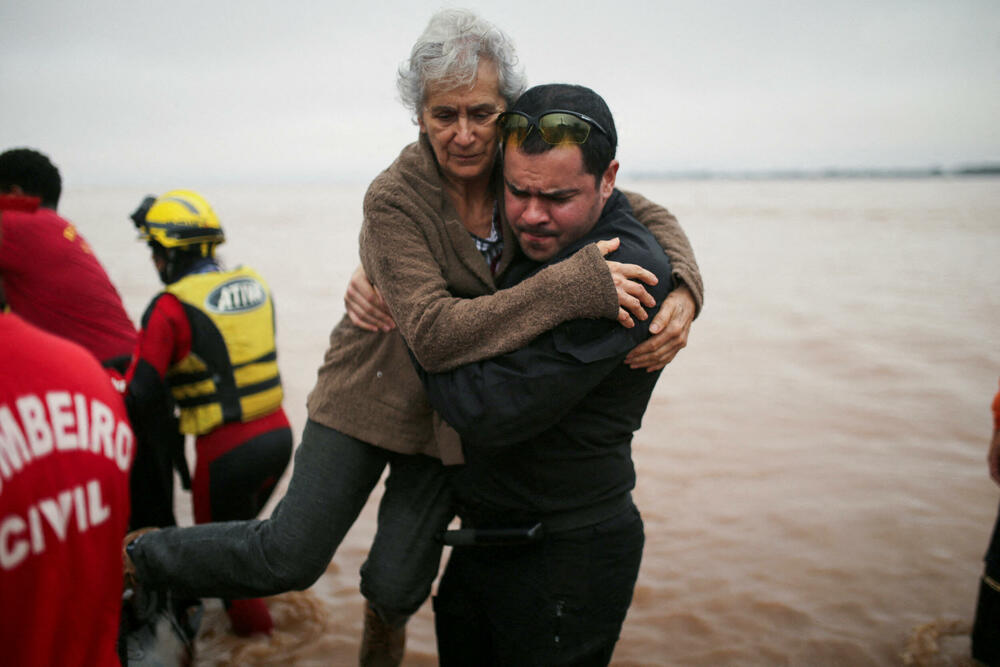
[414,189,675,523]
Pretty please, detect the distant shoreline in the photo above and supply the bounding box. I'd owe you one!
[62,164,1000,189]
[631,164,1000,181]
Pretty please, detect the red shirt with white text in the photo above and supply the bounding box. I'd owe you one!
[0,313,133,666]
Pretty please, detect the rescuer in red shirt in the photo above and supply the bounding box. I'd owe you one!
[0,306,134,666]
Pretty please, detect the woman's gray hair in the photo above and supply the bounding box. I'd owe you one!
[397,8,527,120]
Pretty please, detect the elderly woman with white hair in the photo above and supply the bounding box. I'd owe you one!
[125,8,702,665]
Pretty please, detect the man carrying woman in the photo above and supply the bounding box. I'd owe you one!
[124,9,703,665]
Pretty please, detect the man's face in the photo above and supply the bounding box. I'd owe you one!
[503,144,618,261]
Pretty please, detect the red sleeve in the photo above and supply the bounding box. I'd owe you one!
[126,293,192,383]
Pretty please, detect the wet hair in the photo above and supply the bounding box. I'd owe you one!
[0,148,62,209]
[504,84,618,184]
[397,8,527,121]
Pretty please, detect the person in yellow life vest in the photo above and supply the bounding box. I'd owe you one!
[125,189,292,637]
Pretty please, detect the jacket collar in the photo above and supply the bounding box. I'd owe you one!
[392,135,505,290]
[0,194,42,213]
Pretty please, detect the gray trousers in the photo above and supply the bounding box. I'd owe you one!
[132,419,454,619]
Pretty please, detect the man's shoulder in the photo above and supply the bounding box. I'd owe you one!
[223,264,267,283]
[140,289,188,326]
[0,206,87,265]
[593,191,673,280]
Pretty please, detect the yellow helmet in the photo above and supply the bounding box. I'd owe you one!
[131,189,225,256]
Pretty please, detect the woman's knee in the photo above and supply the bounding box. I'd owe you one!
[250,514,336,591]
[261,538,331,591]
[359,559,436,616]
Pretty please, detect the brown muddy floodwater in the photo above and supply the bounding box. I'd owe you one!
[70,175,1000,665]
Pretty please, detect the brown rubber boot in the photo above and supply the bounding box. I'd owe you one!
[359,601,406,667]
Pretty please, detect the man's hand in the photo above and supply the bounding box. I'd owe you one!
[989,429,1000,486]
[624,285,695,372]
[344,265,396,332]
[596,238,658,328]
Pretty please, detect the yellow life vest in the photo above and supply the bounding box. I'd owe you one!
[162,266,283,435]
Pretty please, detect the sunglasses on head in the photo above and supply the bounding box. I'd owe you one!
[497,109,609,146]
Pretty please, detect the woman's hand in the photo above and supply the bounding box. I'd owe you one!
[624,284,696,372]
[596,238,658,328]
[344,265,396,332]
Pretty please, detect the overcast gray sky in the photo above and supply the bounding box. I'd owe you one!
[2,0,998,186]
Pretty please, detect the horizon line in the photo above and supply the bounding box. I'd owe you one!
[630,163,1000,181]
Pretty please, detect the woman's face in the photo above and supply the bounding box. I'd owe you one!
[418,60,506,187]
